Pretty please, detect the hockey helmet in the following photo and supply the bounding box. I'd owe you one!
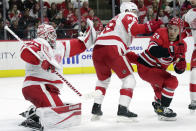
[168,17,184,28]
[37,24,57,48]
[120,2,138,13]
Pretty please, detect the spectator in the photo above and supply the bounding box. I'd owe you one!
[9,19,22,39]
[29,3,40,19]
[159,9,169,25]
[8,4,21,22]
[80,1,91,17]
[138,0,147,24]
[164,5,172,18]
[73,0,82,8]
[142,7,156,36]
[87,9,102,25]
[80,18,87,33]
[144,0,152,8]
[143,7,155,23]
[67,8,79,27]
[47,2,58,21]
[39,6,49,24]
[9,0,23,11]
[0,19,4,40]
[23,0,36,10]
[18,8,35,39]
[93,17,103,34]
[152,0,158,13]
[63,1,74,18]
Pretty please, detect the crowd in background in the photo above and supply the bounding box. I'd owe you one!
[0,0,193,40]
[0,0,103,40]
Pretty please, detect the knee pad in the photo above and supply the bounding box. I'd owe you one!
[164,76,178,90]
[96,77,111,88]
[121,75,136,89]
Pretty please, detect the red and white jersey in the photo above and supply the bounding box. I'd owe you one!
[20,38,86,89]
[95,12,138,54]
[184,8,196,43]
[139,28,187,69]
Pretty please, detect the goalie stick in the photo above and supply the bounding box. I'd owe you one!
[4,25,83,97]
[4,25,102,99]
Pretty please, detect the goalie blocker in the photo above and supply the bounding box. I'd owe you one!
[36,103,81,130]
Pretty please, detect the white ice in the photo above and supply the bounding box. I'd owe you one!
[0,71,196,131]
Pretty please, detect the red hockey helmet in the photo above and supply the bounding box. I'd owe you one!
[168,17,184,28]
[37,24,57,48]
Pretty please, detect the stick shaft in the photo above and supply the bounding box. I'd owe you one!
[4,25,82,97]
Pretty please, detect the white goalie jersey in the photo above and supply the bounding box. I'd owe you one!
[21,38,67,88]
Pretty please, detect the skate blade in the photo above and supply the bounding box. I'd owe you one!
[91,115,101,121]
[190,109,195,114]
[19,124,42,131]
[116,116,138,123]
[158,115,177,121]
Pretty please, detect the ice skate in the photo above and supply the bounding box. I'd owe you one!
[152,100,161,114]
[117,105,138,122]
[19,116,43,131]
[19,105,36,118]
[155,105,177,121]
[188,100,196,113]
[91,103,103,121]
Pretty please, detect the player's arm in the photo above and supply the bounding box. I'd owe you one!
[148,42,171,58]
[62,39,86,57]
[20,42,41,65]
[173,40,187,74]
[130,19,162,36]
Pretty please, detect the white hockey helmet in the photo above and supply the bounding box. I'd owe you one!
[37,24,57,48]
[120,2,138,13]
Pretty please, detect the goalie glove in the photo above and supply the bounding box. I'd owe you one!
[41,59,55,73]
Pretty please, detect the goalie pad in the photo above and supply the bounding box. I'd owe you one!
[36,103,81,130]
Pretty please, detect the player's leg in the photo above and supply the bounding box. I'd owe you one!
[137,64,177,120]
[91,45,112,120]
[189,49,196,110]
[21,84,64,129]
[36,103,81,130]
[110,46,137,119]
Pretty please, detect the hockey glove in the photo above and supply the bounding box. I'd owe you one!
[126,51,139,64]
[41,60,55,73]
[169,43,185,58]
[174,58,186,74]
[145,19,163,33]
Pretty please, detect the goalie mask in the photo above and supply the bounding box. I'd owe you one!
[120,2,138,15]
[37,24,57,48]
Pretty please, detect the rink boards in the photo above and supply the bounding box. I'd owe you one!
[0,37,194,77]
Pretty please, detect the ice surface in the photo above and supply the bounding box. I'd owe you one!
[0,71,196,131]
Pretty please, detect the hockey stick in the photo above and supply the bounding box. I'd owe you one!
[4,25,83,97]
[156,0,162,21]
[184,27,196,30]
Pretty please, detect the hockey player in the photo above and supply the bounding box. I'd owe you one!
[126,17,187,121]
[184,0,196,111]
[19,19,96,130]
[91,1,163,121]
